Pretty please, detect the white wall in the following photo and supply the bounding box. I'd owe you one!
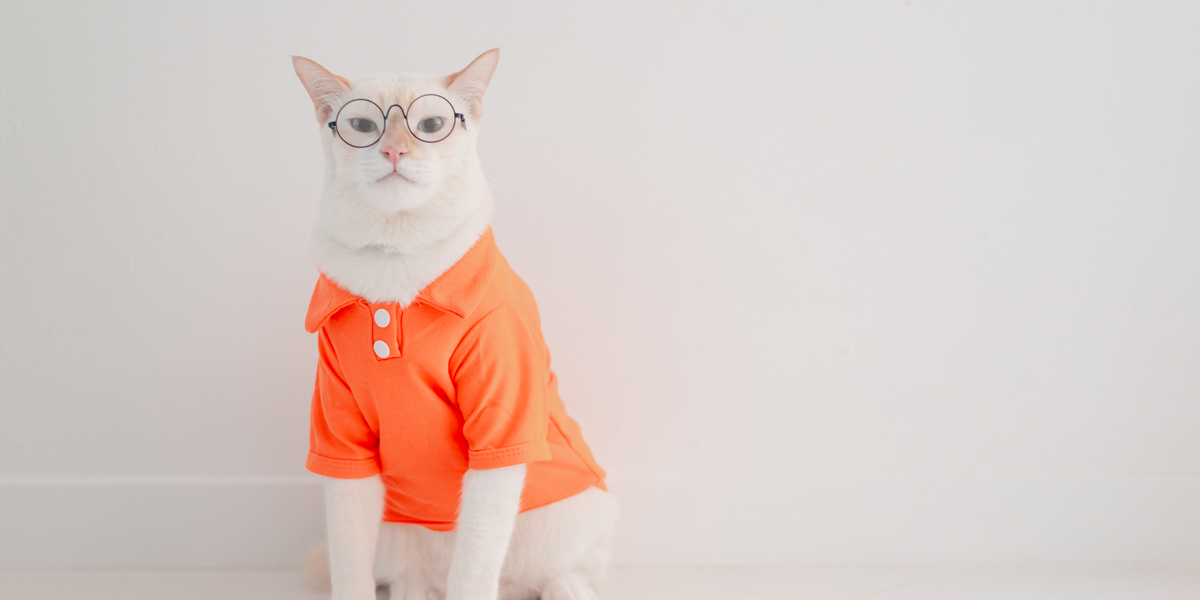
[2,1,1199,568]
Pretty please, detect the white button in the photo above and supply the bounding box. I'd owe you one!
[374,308,391,327]
[373,340,390,359]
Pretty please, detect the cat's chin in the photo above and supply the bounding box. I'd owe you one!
[356,181,434,213]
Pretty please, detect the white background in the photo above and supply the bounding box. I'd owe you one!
[2,1,1199,568]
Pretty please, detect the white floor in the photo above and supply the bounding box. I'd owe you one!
[2,564,1199,600]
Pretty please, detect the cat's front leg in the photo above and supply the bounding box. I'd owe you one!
[445,464,526,600]
[325,475,385,600]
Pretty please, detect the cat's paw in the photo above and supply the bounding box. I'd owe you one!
[541,575,597,600]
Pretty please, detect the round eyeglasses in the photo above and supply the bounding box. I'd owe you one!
[327,94,466,147]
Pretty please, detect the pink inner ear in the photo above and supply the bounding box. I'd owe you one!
[293,56,351,123]
[314,75,351,122]
[446,49,499,117]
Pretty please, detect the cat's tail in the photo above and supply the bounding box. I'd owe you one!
[300,538,332,592]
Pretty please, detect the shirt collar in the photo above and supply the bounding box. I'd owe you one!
[305,227,499,333]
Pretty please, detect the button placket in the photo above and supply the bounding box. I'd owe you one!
[370,304,402,359]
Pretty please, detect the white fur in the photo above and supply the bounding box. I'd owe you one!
[446,465,526,600]
[324,476,385,599]
[293,52,616,600]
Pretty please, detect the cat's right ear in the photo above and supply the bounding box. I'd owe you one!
[292,56,351,124]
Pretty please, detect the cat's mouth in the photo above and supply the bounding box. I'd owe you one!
[377,171,415,184]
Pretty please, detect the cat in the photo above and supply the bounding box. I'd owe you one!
[292,50,617,600]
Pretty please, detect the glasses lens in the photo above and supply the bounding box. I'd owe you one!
[335,100,385,147]
[406,95,456,142]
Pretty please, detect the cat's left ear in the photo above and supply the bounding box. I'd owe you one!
[292,56,351,124]
[446,49,500,120]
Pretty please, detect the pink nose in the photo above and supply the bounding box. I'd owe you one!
[381,145,407,165]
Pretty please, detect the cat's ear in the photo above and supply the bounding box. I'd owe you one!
[446,49,499,120]
[292,56,351,124]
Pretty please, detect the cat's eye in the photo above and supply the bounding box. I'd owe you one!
[405,95,457,142]
[328,95,466,148]
[350,118,378,133]
[417,117,444,134]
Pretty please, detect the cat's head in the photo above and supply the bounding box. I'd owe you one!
[292,51,498,216]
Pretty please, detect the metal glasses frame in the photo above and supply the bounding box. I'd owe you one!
[327,94,466,147]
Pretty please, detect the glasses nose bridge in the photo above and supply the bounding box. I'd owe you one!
[382,104,408,123]
[379,104,416,146]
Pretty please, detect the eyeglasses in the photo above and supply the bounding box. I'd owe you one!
[327,94,466,147]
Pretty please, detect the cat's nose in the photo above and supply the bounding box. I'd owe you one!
[381,145,407,165]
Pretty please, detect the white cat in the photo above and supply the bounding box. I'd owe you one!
[292,50,617,600]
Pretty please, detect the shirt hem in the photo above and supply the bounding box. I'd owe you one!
[381,478,606,532]
[467,440,552,470]
[520,477,607,513]
[306,451,381,479]
[381,518,456,532]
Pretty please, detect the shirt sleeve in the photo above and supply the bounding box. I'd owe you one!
[450,303,553,470]
[306,328,381,479]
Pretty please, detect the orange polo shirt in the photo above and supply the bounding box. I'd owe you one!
[304,228,606,531]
